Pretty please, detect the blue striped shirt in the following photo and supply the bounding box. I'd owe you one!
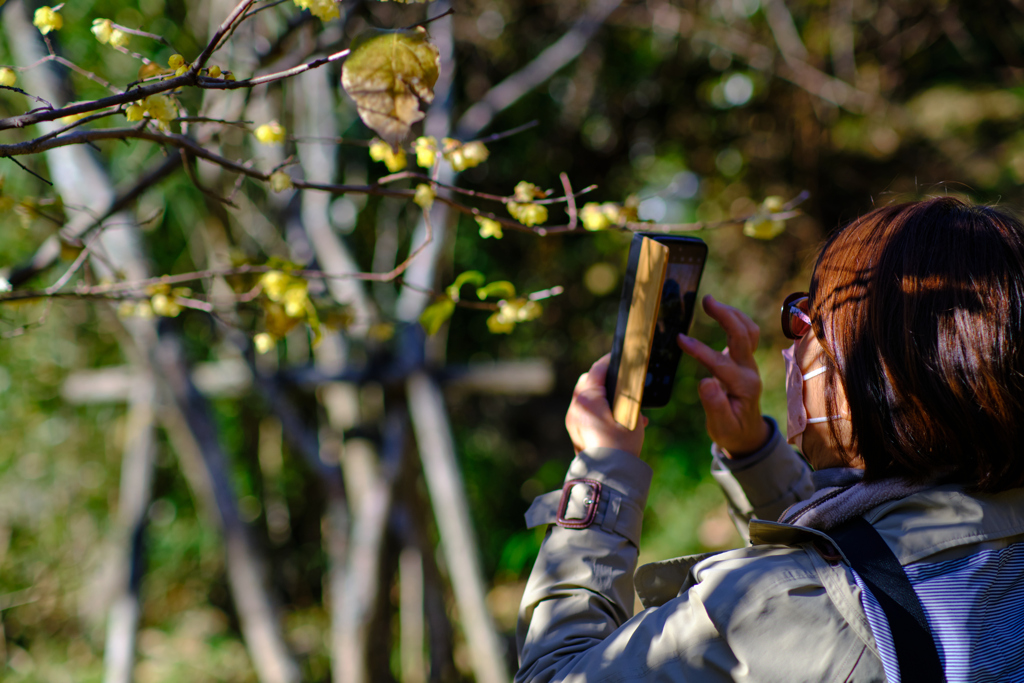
[853,542,1024,682]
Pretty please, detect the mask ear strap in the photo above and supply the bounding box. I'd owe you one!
[802,366,827,381]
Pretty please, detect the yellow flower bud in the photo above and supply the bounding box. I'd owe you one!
[507,201,548,227]
[414,183,435,210]
[414,136,438,168]
[281,287,309,318]
[269,171,294,193]
[254,121,286,145]
[0,68,16,88]
[33,6,63,35]
[167,54,185,69]
[580,203,611,231]
[743,217,785,240]
[306,0,339,21]
[513,181,544,202]
[260,271,290,300]
[208,65,222,78]
[476,216,503,239]
[109,28,130,48]
[368,139,407,172]
[151,293,182,317]
[486,311,515,334]
[254,332,276,354]
[91,19,113,44]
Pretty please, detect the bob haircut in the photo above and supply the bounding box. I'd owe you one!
[810,197,1024,493]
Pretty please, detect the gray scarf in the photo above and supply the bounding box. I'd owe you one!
[780,468,931,531]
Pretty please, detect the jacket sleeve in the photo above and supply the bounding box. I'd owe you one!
[516,447,654,682]
[710,417,815,537]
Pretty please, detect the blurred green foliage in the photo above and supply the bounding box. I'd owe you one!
[4,0,1024,679]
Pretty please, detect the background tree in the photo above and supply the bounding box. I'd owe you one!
[1,0,1023,681]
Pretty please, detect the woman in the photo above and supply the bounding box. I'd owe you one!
[517,198,1024,682]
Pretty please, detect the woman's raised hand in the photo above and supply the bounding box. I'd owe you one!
[565,354,647,457]
[678,295,770,458]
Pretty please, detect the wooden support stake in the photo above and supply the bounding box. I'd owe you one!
[103,377,157,683]
[400,547,426,683]
[407,372,509,683]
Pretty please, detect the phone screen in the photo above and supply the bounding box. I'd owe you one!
[643,242,706,406]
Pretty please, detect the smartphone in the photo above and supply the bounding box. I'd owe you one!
[606,234,707,417]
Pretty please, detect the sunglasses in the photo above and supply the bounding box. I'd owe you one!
[781,292,812,340]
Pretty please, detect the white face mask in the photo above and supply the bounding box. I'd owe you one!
[782,343,840,452]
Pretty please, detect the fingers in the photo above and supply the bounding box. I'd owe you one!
[701,295,760,369]
[678,333,751,387]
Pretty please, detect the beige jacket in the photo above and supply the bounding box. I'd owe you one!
[516,426,1024,682]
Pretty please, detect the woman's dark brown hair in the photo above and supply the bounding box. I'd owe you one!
[810,197,1024,492]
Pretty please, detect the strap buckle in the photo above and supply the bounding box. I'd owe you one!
[556,478,602,529]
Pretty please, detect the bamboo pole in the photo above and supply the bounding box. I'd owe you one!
[407,371,508,683]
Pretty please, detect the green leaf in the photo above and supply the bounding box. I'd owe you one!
[341,28,440,146]
[477,280,517,301]
[446,270,485,301]
[419,298,456,335]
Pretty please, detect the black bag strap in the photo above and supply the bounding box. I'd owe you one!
[829,516,945,682]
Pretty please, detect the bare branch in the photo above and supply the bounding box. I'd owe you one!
[196,47,351,90]
[194,0,259,70]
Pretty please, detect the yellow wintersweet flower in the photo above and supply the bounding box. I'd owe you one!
[369,139,407,172]
[260,271,290,299]
[507,201,547,227]
[254,332,276,354]
[151,293,183,317]
[513,181,545,202]
[742,196,787,240]
[414,136,438,168]
[33,6,63,35]
[208,65,222,78]
[580,203,610,231]
[109,28,129,48]
[414,183,435,210]
[167,54,185,69]
[125,103,145,122]
[91,19,127,47]
[292,0,339,21]
[142,95,176,131]
[281,286,309,318]
[453,141,489,170]
[441,138,490,171]
[92,18,114,43]
[476,216,503,239]
[269,171,294,193]
[0,68,16,87]
[255,121,286,145]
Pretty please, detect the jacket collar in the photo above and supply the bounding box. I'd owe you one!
[752,483,1024,565]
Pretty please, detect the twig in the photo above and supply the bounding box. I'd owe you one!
[408,7,455,30]
[196,47,351,90]
[109,22,177,50]
[0,84,54,110]
[194,0,260,70]
[560,172,577,229]
[5,156,52,185]
[240,0,291,22]
[470,119,539,144]
[0,300,52,338]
